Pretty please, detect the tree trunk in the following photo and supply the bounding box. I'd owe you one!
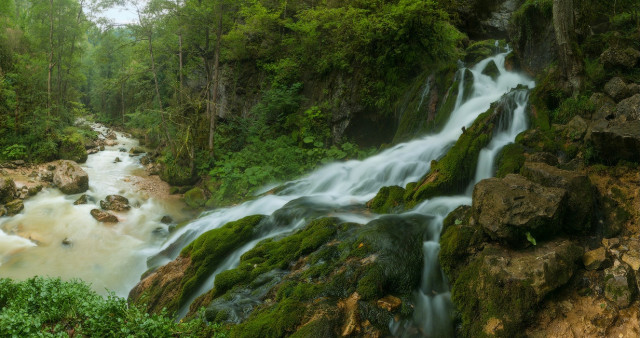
[552,0,583,94]
[208,8,223,156]
[47,0,54,115]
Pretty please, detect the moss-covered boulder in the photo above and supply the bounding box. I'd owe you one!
[184,187,207,209]
[481,60,501,81]
[0,177,16,204]
[446,238,582,337]
[520,161,595,232]
[464,40,500,64]
[128,215,266,315]
[472,174,567,247]
[366,185,405,214]
[495,143,525,178]
[100,195,130,212]
[407,107,498,204]
[603,263,636,309]
[5,199,24,216]
[58,133,88,163]
[161,161,197,186]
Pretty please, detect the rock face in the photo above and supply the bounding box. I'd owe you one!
[616,94,640,121]
[472,174,567,246]
[600,47,640,70]
[183,187,206,208]
[90,209,119,223]
[74,194,88,205]
[604,77,629,101]
[520,162,594,232]
[583,247,607,270]
[590,120,640,162]
[604,263,635,308]
[53,160,89,194]
[446,238,582,337]
[100,195,130,211]
[5,199,24,216]
[0,177,17,204]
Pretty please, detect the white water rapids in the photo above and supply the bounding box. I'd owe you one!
[0,48,533,335]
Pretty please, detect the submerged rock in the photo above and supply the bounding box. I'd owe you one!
[100,195,130,211]
[472,174,567,246]
[5,199,24,216]
[53,160,89,194]
[90,209,119,223]
[604,262,635,308]
[73,194,89,205]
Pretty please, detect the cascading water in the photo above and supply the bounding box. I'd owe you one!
[152,47,535,328]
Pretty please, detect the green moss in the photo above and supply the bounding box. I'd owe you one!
[481,60,500,81]
[368,185,406,214]
[58,132,88,163]
[356,265,385,300]
[229,298,306,338]
[464,40,503,65]
[184,187,207,209]
[175,215,266,313]
[289,316,337,338]
[495,143,526,178]
[450,255,538,337]
[409,110,495,203]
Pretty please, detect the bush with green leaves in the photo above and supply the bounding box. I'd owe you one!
[0,277,226,337]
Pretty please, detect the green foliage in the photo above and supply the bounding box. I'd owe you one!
[551,95,595,124]
[525,232,537,246]
[1,144,27,161]
[0,277,225,337]
[368,185,406,214]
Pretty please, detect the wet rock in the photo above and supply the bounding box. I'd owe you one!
[520,162,595,232]
[564,116,588,141]
[0,205,6,217]
[376,295,402,312]
[604,77,629,101]
[527,152,559,166]
[119,148,126,152]
[129,146,145,155]
[600,47,640,70]
[100,195,130,212]
[74,194,89,205]
[0,177,17,204]
[106,130,117,140]
[62,238,73,247]
[340,292,361,336]
[472,174,567,246]
[13,160,24,166]
[27,185,43,196]
[590,119,640,162]
[46,164,56,171]
[5,199,24,216]
[616,94,640,121]
[481,59,500,81]
[628,83,640,96]
[87,148,98,155]
[114,157,121,163]
[53,160,89,194]
[160,215,173,224]
[99,145,105,151]
[448,239,582,337]
[622,253,640,271]
[583,247,607,270]
[90,209,119,223]
[39,170,53,182]
[603,262,635,308]
[367,185,405,214]
[184,187,206,208]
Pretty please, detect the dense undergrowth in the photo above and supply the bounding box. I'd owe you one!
[0,277,225,337]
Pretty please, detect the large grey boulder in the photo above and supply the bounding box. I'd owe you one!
[53,160,89,194]
[601,47,640,70]
[520,162,595,232]
[604,262,635,308]
[604,77,629,101]
[100,195,130,212]
[472,174,567,246]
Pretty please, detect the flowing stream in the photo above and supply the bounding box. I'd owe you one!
[0,48,533,335]
[0,126,192,296]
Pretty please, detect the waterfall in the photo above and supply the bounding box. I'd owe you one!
[158,48,534,328]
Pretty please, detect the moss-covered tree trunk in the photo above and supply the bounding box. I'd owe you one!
[552,0,583,94]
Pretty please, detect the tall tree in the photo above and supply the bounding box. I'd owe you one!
[553,0,583,94]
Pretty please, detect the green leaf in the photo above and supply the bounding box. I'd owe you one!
[525,232,537,246]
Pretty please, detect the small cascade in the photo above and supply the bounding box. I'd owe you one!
[157,48,535,329]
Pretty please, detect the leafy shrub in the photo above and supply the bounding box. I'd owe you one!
[551,95,595,124]
[1,144,27,160]
[0,277,226,337]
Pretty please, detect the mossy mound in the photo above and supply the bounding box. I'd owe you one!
[406,108,496,205]
[161,160,197,186]
[495,143,526,178]
[184,187,207,209]
[58,132,88,163]
[481,60,501,81]
[366,185,405,214]
[191,214,431,336]
[464,40,502,65]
